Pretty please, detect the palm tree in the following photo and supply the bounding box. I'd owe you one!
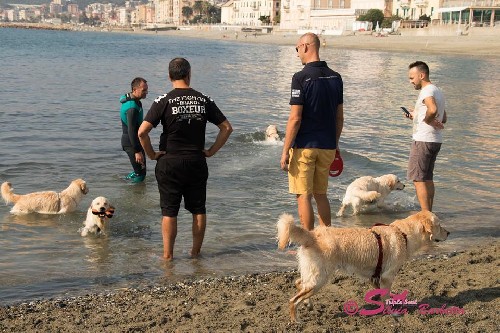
[193,1,203,16]
[182,6,193,23]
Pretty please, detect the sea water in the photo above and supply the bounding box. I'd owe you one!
[0,28,498,305]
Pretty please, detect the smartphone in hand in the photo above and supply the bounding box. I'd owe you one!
[401,107,410,118]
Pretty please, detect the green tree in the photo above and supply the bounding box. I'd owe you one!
[259,15,270,24]
[193,1,203,16]
[358,9,385,30]
[182,6,193,23]
[382,14,402,28]
[419,14,431,21]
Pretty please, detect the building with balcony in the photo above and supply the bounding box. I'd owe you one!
[280,0,397,34]
[438,0,499,26]
[231,0,279,26]
[393,0,439,20]
[393,0,499,26]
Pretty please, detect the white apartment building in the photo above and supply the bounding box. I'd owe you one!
[221,0,235,23]
[118,7,131,25]
[280,0,393,33]
[226,0,280,26]
[5,9,19,22]
[392,0,440,20]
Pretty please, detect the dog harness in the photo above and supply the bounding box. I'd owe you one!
[370,224,408,287]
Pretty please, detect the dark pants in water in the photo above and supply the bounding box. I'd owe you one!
[123,146,146,176]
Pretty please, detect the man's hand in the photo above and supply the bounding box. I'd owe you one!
[430,118,444,129]
[135,152,145,166]
[280,151,290,171]
[148,151,166,160]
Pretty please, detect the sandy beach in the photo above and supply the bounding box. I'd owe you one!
[147,28,500,57]
[1,240,498,332]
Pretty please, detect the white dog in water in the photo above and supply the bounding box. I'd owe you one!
[265,125,280,142]
[1,179,88,214]
[337,174,405,216]
[81,196,115,236]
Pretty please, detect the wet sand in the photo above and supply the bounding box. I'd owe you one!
[1,240,498,332]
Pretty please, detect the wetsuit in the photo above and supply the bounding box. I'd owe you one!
[120,93,146,178]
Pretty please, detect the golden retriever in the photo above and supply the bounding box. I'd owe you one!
[277,211,449,322]
[1,179,88,215]
[265,125,280,142]
[81,196,115,236]
[337,174,405,217]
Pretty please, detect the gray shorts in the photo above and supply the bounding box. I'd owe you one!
[407,141,442,181]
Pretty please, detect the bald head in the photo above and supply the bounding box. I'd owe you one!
[296,33,321,64]
[299,33,320,51]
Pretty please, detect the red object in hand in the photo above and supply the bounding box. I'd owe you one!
[329,150,343,177]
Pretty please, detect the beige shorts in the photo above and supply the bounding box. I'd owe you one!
[288,148,336,195]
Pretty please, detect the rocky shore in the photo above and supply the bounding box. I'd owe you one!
[1,240,498,332]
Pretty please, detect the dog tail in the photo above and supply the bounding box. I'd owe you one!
[1,182,20,204]
[351,189,381,202]
[277,213,316,249]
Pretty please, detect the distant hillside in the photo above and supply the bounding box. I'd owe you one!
[1,0,128,8]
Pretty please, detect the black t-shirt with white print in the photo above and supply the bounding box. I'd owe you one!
[145,88,227,159]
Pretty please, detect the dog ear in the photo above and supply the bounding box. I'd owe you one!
[387,175,397,189]
[420,212,436,239]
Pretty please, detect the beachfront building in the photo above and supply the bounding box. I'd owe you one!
[280,0,390,34]
[221,0,235,23]
[221,0,280,26]
[438,0,499,27]
[392,0,440,20]
[152,0,194,26]
[391,0,499,28]
[135,2,156,25]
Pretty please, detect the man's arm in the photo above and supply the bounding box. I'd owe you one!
[335,104,344,148]
[138,121,165,160]
[204,120,233,157]
[280,105,302,171]
[423,96,444,129]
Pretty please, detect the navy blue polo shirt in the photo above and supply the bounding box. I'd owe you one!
[289,61,343,149]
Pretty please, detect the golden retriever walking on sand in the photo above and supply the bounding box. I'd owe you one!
[277,211,449,322]
[1,179,88,215]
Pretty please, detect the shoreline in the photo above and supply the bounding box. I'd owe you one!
[3,23,500,57]
[154,29,500,57]
[1,240,498,332]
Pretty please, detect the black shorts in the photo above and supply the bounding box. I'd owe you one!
[155,155,208,217]
[407,141,442,181]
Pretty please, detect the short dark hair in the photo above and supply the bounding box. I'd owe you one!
[131,77,147,91]
[169,58,191,81]
[409,61,429,77]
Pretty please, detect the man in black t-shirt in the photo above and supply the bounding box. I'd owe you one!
[138,58,233,260]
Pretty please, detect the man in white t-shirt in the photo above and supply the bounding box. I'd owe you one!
[405,61,447,212]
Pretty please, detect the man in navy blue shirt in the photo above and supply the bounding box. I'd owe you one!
[280,32,344,230]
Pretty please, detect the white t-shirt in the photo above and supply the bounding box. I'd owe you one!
[413,84,445,143]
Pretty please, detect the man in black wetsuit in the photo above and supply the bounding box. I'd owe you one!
[138,58,232,260]
[120,77,148,183]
